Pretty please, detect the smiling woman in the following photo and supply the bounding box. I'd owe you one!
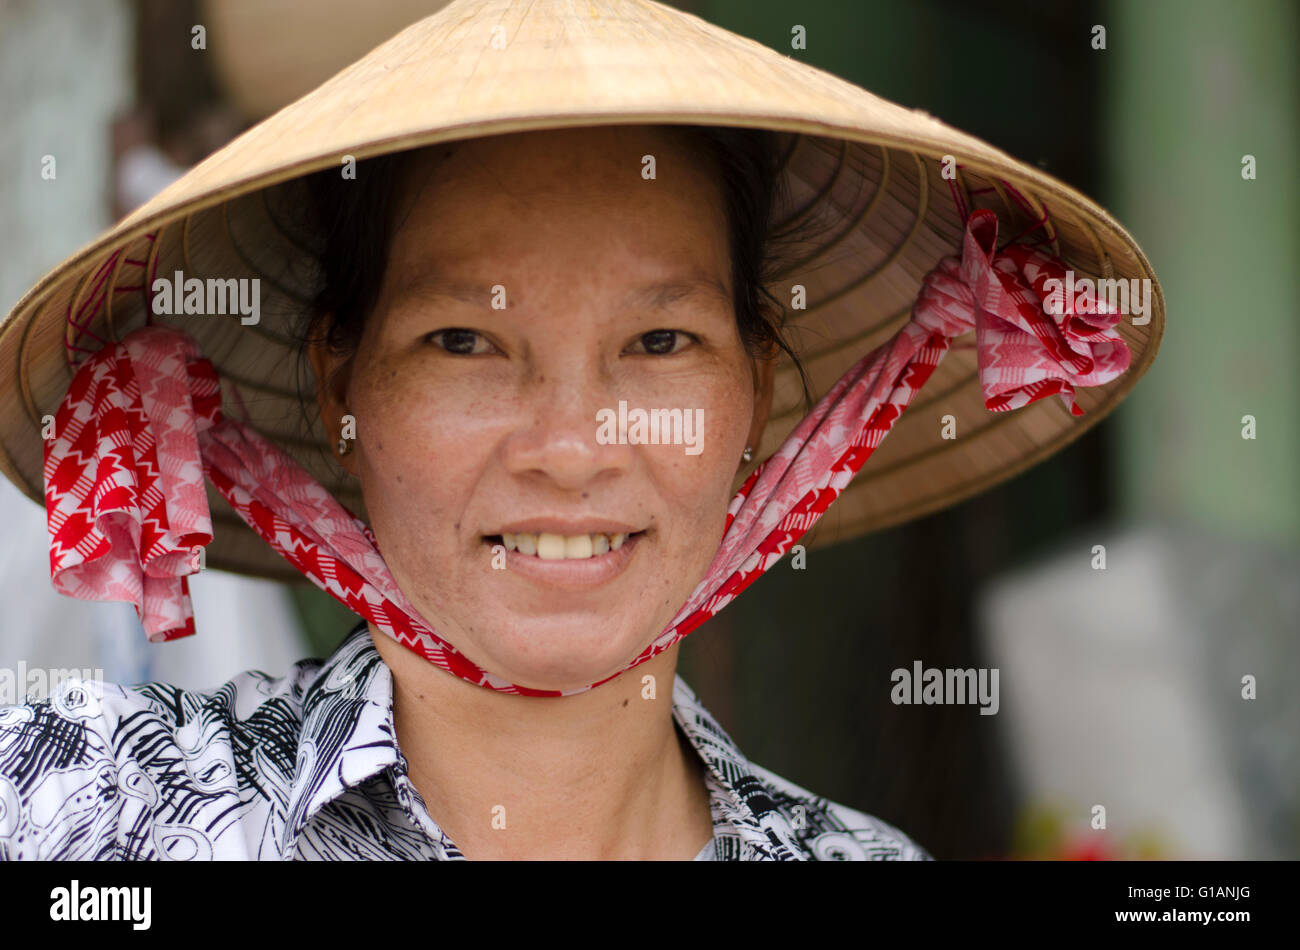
[0,0,1160,863]
[298,125,802,695]
[288,126,859,860]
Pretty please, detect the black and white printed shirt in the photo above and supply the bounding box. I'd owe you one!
[0,623,930,861]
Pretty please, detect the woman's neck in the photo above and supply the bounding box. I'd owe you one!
[367,625,714,859]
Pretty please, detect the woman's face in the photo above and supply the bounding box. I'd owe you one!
[315,125,774,692]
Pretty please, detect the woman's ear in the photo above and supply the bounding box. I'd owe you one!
[306,327,357,475]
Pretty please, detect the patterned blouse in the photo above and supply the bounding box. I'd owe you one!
[0,623,930,861]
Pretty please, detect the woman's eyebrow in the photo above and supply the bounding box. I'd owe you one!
[626,275,731,310]
[391,273,730,309]
[392,274,492,306]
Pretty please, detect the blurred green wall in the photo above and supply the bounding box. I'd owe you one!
[1108,0,1300,544]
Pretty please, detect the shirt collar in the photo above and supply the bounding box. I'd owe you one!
[283,623,805,860]
[281,623,403,856]
[669,675,805,861]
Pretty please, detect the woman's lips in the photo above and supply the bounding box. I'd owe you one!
[482,531,644,590]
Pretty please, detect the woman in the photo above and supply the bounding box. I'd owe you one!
[0,0,1160,861]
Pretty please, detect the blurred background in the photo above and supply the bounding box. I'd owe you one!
[0,0,1295,859]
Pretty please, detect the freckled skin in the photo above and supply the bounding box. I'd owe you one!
[312,125,774,693]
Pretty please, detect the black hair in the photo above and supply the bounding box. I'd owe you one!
[292,125,818,418]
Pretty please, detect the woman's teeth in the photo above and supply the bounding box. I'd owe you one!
[499,532,627,559]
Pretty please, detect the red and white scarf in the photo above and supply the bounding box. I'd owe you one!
[43,210,1130,696]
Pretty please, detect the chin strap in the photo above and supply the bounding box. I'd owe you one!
[43,210,1129,696]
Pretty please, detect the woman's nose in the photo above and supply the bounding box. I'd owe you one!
[500,367,633,491]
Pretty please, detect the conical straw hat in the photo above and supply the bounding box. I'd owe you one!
[0,0,1163,581]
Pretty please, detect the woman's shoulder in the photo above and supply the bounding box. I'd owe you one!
[744,759,933,861]
[0,656,328,860]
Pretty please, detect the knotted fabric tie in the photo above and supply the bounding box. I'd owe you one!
[911,209,1130,415]
[43,210,1130,696]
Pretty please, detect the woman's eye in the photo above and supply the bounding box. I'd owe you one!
[631,329,694,355]
[426,329,493,355]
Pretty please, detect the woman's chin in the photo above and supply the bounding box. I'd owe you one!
[468,622,654,694]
